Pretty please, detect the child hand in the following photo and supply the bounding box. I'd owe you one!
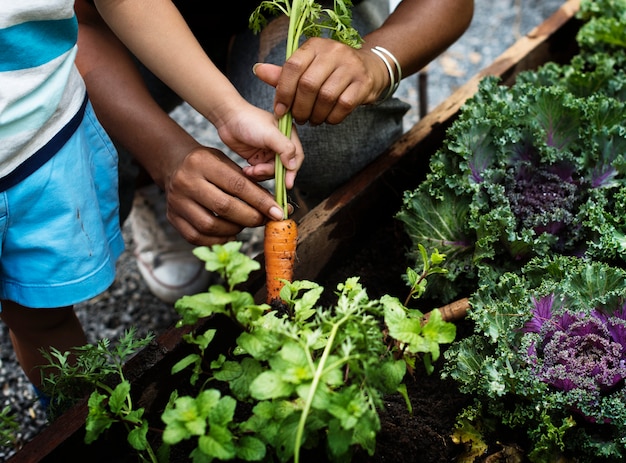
[215,101,303,190]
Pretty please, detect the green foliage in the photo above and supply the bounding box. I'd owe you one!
[40,239,455,463]
[249,0,362,50]
[0,406,19,449]
[40,328,158,462]
[397,0,626,303]
[577,0,626,54]
[167,242,454,463]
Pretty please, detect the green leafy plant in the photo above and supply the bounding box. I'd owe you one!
[393,2,626,461]
[249,0,362,213]
[0,406,19,449]
[443,255,626,462]
[40,328,158,462]
[40,241,454,463]
[396,0,626,303]
[166,240,455,462]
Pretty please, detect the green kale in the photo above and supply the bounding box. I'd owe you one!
[397,1,626,301]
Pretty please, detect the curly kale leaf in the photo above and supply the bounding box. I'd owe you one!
[399,54,626,300]
[396,185,475,302]
[577,0,626,54]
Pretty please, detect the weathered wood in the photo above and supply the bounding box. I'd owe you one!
[7,2,581,460]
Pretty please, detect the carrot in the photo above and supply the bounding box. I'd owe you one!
[264,218,298,303]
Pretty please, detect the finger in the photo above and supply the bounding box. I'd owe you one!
[273,47,316,118]
[167,189,242,246]
[252,62,281,88]
[242,163,275,181]
[284,168,297,190]
[305,70,356,125]
[196,169,283,224]
[286,59,339,124]
[273,126,304,179]
[325,81,362,125]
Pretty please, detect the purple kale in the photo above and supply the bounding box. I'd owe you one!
[524,306,626,395]
[523,294,555,334]
[505,163,580,237]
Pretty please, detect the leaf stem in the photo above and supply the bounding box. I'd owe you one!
[294,312,351,463]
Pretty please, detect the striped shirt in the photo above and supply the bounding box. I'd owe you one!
[0,1,87,191]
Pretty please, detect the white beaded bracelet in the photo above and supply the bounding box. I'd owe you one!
[371,45,402,103]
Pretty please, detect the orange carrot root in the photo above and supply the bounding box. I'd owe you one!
[264,218,298,303]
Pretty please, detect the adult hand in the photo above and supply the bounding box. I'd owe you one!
[163,145,287,246]
[253,37,389,126]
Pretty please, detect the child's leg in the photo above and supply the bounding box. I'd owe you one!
[0,301,86,387]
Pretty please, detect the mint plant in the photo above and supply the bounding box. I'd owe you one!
[166,241,455,463]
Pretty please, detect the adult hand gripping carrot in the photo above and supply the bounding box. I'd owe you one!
[253,37,388,127]
[252,0,474,128]
[162,145,293,247]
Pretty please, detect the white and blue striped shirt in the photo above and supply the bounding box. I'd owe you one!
[0,1,87,191]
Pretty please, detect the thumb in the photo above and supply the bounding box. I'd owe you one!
[252,62,282,88]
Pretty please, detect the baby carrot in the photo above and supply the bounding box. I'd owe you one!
[264,218,298,303]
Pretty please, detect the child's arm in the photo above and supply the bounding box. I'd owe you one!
[76,0,288,245]
[92,0,302,188]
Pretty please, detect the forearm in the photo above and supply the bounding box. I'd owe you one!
[75,0,199,188]
[92,0,247,129]
[363,0,474,77]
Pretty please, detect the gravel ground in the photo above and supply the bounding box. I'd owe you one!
[0,0,565,459]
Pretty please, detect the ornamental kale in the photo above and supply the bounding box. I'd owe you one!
[396,0,626,302]
[443,255,626,462]
[523,295,626,397]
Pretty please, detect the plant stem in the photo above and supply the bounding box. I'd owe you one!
[294,312,350,463]
[275,0,306,217]
[275,115,293,216]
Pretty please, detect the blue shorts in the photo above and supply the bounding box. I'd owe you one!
[0,102,124,309]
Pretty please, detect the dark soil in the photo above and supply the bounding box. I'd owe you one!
[316,218,476,463]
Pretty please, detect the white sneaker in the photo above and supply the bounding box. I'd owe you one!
[127,184,211,303]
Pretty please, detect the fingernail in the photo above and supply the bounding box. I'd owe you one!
[269,206,284,220]
[275,103,287,118]
[252,63,260,75]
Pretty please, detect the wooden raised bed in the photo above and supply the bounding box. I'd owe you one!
[8,1,582,461]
